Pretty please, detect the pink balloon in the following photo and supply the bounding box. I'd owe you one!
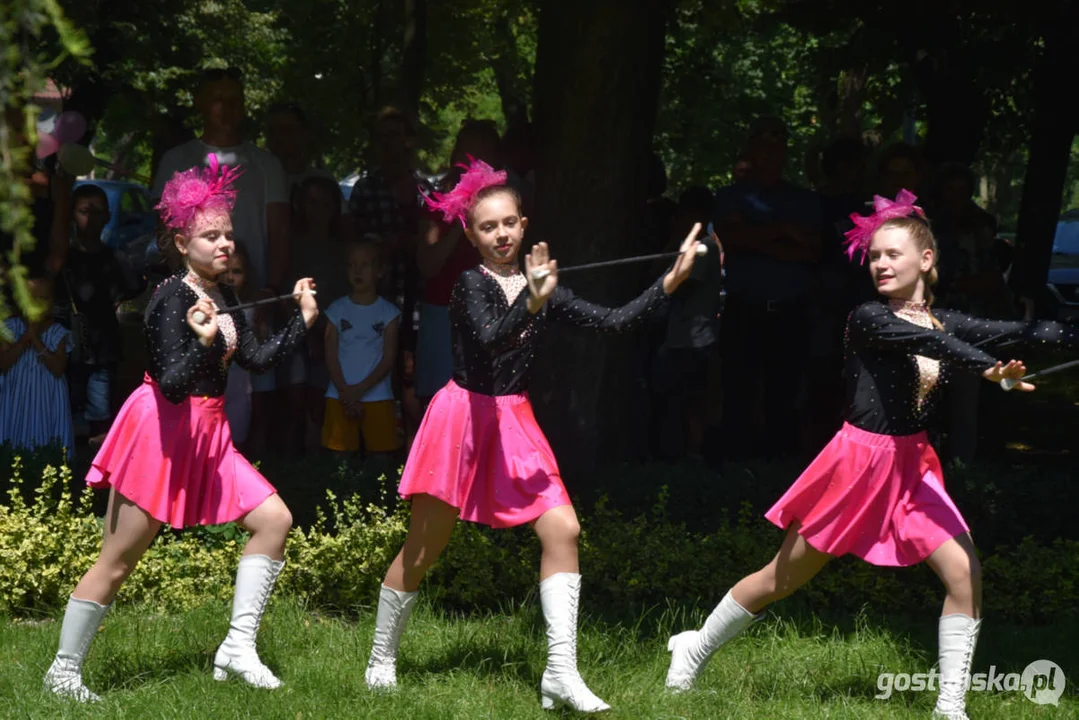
[36,133,60,159]
[54,111,87,144]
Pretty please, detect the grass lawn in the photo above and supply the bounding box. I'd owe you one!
[3,598,1075,719]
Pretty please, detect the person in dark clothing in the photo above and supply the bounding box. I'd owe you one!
[62,184,146,442]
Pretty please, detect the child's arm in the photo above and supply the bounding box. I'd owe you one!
[0,332,30,372]
[230,288,308,374]
[354,316,400,399]
[324,320,350,397]
[29,326,69,378]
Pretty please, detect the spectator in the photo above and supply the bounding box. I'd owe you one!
[152,68,290,292]
[61,184,145,444]
[347,106,433,448]
[804,137,872,449]
[713,116,823,461]
[929,162,1010,465]
[413,121,502,406]
[0,276,74,461]
[264,102,335,209]
[292,176,350,452]
[651,186,722,461]
[875,142,926,202]
[322,236,402,471]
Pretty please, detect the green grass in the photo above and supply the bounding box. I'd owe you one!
[3,599,1076,719]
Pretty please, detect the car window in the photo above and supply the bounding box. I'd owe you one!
[133,187,152,212]
[120,189,139,214]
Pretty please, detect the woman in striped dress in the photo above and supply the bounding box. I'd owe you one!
[0,276,74,460]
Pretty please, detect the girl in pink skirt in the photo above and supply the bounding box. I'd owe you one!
[663,190,1079,720]
[364,158,702,713]
[44,155,319,702]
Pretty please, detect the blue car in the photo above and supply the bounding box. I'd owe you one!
[1047,213,1079,323]
[73,180,157,270]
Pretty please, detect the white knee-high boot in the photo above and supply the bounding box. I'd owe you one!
[932,614,981,720]
[665,590,761,691]
[366,584,419,689]
[213,554,286,689]
[538,572,610,713]
[44,596,111,702]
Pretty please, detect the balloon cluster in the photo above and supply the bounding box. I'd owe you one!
[35,108,87,161]
[34,109,146,181]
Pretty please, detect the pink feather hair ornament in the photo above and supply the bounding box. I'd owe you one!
[423,155,507,228]
[843,189,927,264]
[156,153,244,231]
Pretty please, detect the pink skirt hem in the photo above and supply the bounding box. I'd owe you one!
[764,423,970,567]
[398,381,571,528]
[87,377,276,528]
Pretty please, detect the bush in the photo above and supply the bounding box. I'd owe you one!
[1,455,1077,624]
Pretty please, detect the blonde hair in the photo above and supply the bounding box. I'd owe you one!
[876,215,945,330]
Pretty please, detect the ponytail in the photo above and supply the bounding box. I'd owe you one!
[924,267,945,331]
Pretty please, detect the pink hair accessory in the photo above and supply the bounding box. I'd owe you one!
[423,155,507,227]
[843,189,927,264]
[156,153,244,230]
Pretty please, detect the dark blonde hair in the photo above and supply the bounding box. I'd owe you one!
[345,232,386,270]
[875,215,945,330]
[465,185,522,228]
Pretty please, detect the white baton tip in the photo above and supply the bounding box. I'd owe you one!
[1000,377,1017,391]
[695,244,708,255]
[193,310,207,324]
[531,268,551,280]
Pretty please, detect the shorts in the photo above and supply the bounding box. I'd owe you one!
[321,397,401,453]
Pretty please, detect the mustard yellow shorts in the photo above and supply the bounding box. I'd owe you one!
[321,398,401,453]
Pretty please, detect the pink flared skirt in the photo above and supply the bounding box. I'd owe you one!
[86,376,276,528]
[764,423,970,567]
[398,380,571,528]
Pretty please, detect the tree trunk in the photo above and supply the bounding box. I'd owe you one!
[489,9,528,122]
[400,0,427,117]
[914,25,990,167]
[529,0,669,478]
[368,0,389,108]
[1011,8,1079,304]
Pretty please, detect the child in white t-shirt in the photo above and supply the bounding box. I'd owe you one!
[322,236,402,462]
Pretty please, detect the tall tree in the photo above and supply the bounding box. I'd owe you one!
[1011,3,1079,305]
[529,0,670,475]
[401,0,429,117]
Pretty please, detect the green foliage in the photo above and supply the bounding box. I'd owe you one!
[50,0,286,180]
[0,458,100,613]
[2,453,1078,625]
[283,487,409,610]
[26,0,1073,222]
[0,0,90,324]
[657,1,824,191]
[44,0,538,180]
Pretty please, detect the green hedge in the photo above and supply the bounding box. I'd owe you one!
[2,454,1077,624]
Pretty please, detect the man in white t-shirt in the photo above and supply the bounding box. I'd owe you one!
[151,68,290,291]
